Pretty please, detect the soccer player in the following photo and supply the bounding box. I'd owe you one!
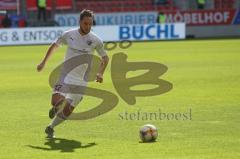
[37,9,109,138]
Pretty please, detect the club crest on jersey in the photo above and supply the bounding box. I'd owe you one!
[87,40,92,46]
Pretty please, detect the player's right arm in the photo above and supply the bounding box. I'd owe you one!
[37,31,68,72]
[37,43,59,72]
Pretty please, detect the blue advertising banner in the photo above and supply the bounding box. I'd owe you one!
[118,23,185,40]
[0,23,185,46]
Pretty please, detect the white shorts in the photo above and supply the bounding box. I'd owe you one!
[53,83,86,107]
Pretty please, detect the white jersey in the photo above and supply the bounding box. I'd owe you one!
[54,28,107,85]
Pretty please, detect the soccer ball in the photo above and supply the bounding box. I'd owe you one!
[139,124,158,142]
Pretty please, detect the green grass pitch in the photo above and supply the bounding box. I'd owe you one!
[0,39,239,159]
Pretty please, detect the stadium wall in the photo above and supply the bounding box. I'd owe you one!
[187,25,240,38]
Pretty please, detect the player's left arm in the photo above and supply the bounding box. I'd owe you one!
[96,55,109,83]
[95,39,109,83]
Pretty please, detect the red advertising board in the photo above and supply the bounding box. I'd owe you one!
[26,0,72,11]
[164,9,236,26]
[0,15,5,28]
[0,0,17,10]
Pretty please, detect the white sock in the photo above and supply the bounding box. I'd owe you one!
[49,116,65,128]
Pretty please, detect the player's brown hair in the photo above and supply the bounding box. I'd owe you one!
[80,9,94,21]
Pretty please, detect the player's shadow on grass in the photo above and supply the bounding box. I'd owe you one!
[27,138,96,152]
